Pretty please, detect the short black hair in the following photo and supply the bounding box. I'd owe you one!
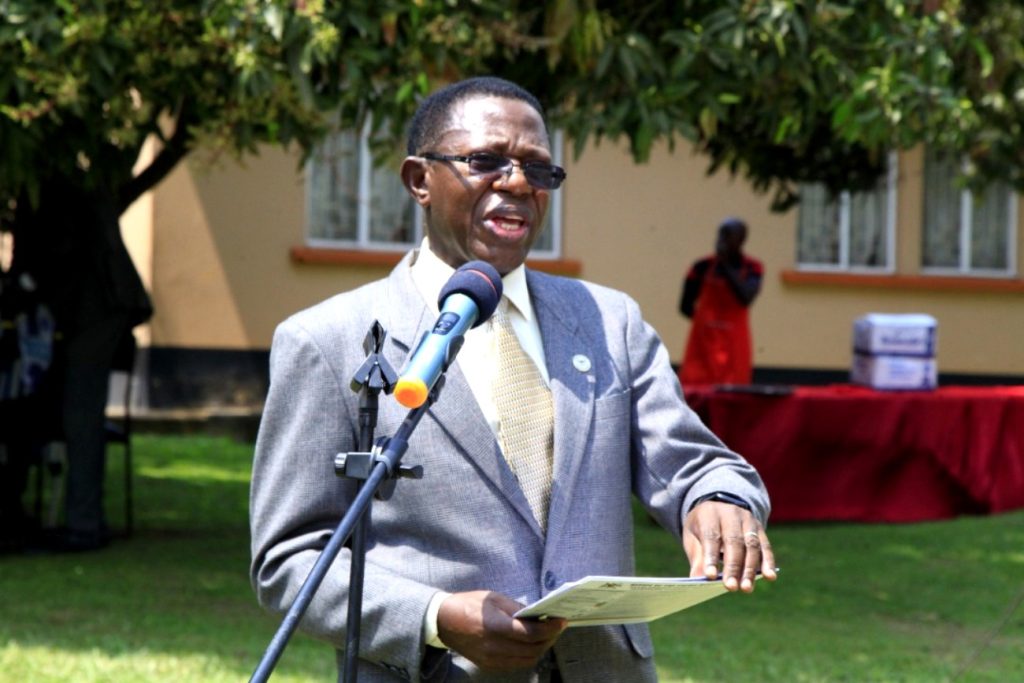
[406,76,546,156]
[719,217,748,234]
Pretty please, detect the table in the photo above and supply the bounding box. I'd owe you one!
[682,384,1024,523]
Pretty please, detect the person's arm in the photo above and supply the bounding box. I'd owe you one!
[716,258,762,307]
[679,261,707,318]
[250,315,440,679]
[683,497,776,593]
[620,291,776,590]
[423,589,565,673]
[434,592,566,671]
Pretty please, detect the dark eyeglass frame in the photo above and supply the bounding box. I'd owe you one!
[421,151,566,190]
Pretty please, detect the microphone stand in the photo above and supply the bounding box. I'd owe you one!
[250,322,438,683]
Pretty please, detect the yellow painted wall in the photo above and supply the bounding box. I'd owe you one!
[755,147,1024,376]
[145,139,1024,377]
[565,141,1024,377]
[149,149,392,349]
[562,140,789,368]
[120,138,157,347]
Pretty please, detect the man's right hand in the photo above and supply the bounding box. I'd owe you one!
[436,590,567,671]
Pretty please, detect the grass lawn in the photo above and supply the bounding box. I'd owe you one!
[2,433,1023,682]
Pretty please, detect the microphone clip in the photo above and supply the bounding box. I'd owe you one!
[335,437,424,501]
[349,321,399,395]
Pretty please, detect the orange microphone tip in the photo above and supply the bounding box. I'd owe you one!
[394,378,429,408]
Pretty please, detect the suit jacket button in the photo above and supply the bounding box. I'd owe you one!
[544,571,558,590]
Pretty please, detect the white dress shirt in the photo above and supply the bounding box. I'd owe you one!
[409,239,550,435]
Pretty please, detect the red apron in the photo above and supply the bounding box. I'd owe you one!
[678,262,753,386]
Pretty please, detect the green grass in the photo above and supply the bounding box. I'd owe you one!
[640,508,1024,683]
[0,435,335,683]
[2,434,1023,682]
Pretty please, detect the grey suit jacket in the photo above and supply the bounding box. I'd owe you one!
[250,251,770,682]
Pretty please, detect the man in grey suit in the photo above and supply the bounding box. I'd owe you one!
[250,76,776,682]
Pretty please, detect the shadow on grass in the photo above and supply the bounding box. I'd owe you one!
[1,435,335,682]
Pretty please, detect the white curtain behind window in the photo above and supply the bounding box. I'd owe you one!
[369,160,416,245]
[797,165,891,270]
[922,149,962,269]
[797,184,840,265]
[971,185,1010,270]
[308,130,359,241]
[923,148,1013,272]
[848,181,888,267]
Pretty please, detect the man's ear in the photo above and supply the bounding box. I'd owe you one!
[401,156,430,208]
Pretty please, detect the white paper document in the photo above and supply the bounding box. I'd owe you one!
[514,575,746,626]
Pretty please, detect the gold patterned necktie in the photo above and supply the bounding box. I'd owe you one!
[493,304,554,531]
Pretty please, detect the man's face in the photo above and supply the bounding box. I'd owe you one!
[716,224,747,259]
[405,96,552,275]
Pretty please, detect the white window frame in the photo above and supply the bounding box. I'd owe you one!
[796,153,897,273]
[921,153,1018,278]
[304,124,565,258]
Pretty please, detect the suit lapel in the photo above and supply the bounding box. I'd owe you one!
[529,272,596,548]
[384,258,540,533]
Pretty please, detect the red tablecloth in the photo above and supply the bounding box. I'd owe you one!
[683,384,1024,523]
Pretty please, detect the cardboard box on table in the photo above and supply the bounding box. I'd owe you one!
[851,314,938,390]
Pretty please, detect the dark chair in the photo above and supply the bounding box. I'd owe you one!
[104,329,137,537]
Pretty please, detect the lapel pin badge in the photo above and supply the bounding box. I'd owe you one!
[572,354,592,372]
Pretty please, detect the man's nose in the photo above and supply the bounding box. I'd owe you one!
[493,161,531,193]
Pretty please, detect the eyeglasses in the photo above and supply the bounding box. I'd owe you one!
[421,151,566,190]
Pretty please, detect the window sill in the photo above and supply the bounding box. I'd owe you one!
[781,269,1024,293]
[290,246,583,276]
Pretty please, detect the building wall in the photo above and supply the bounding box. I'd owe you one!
[565,142,1024,378]
[133,137,1024,408]
[563,140,788,369]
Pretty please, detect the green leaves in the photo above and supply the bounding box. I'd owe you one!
[4,1,1024,212]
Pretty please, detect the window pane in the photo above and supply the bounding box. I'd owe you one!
[797,183,840,264]
[848,177,888,267]
[970,184,1010,270]
[532,213,554,252]
[922,150,961,268]
[308,131,358,241]
[369,159,416,245]
[527,129,563,257]
[922,148,1015,273]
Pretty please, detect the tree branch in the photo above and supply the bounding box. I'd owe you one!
[117,103,194,214]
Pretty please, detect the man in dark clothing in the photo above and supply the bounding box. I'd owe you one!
[6,175,152,551]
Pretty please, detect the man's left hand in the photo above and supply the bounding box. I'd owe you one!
[683,501,777,592]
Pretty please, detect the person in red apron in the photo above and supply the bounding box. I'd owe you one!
[678,217,763,386]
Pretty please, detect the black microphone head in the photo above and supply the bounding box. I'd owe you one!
[438,261,503,327]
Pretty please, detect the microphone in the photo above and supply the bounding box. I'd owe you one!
[394,260,503,408]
